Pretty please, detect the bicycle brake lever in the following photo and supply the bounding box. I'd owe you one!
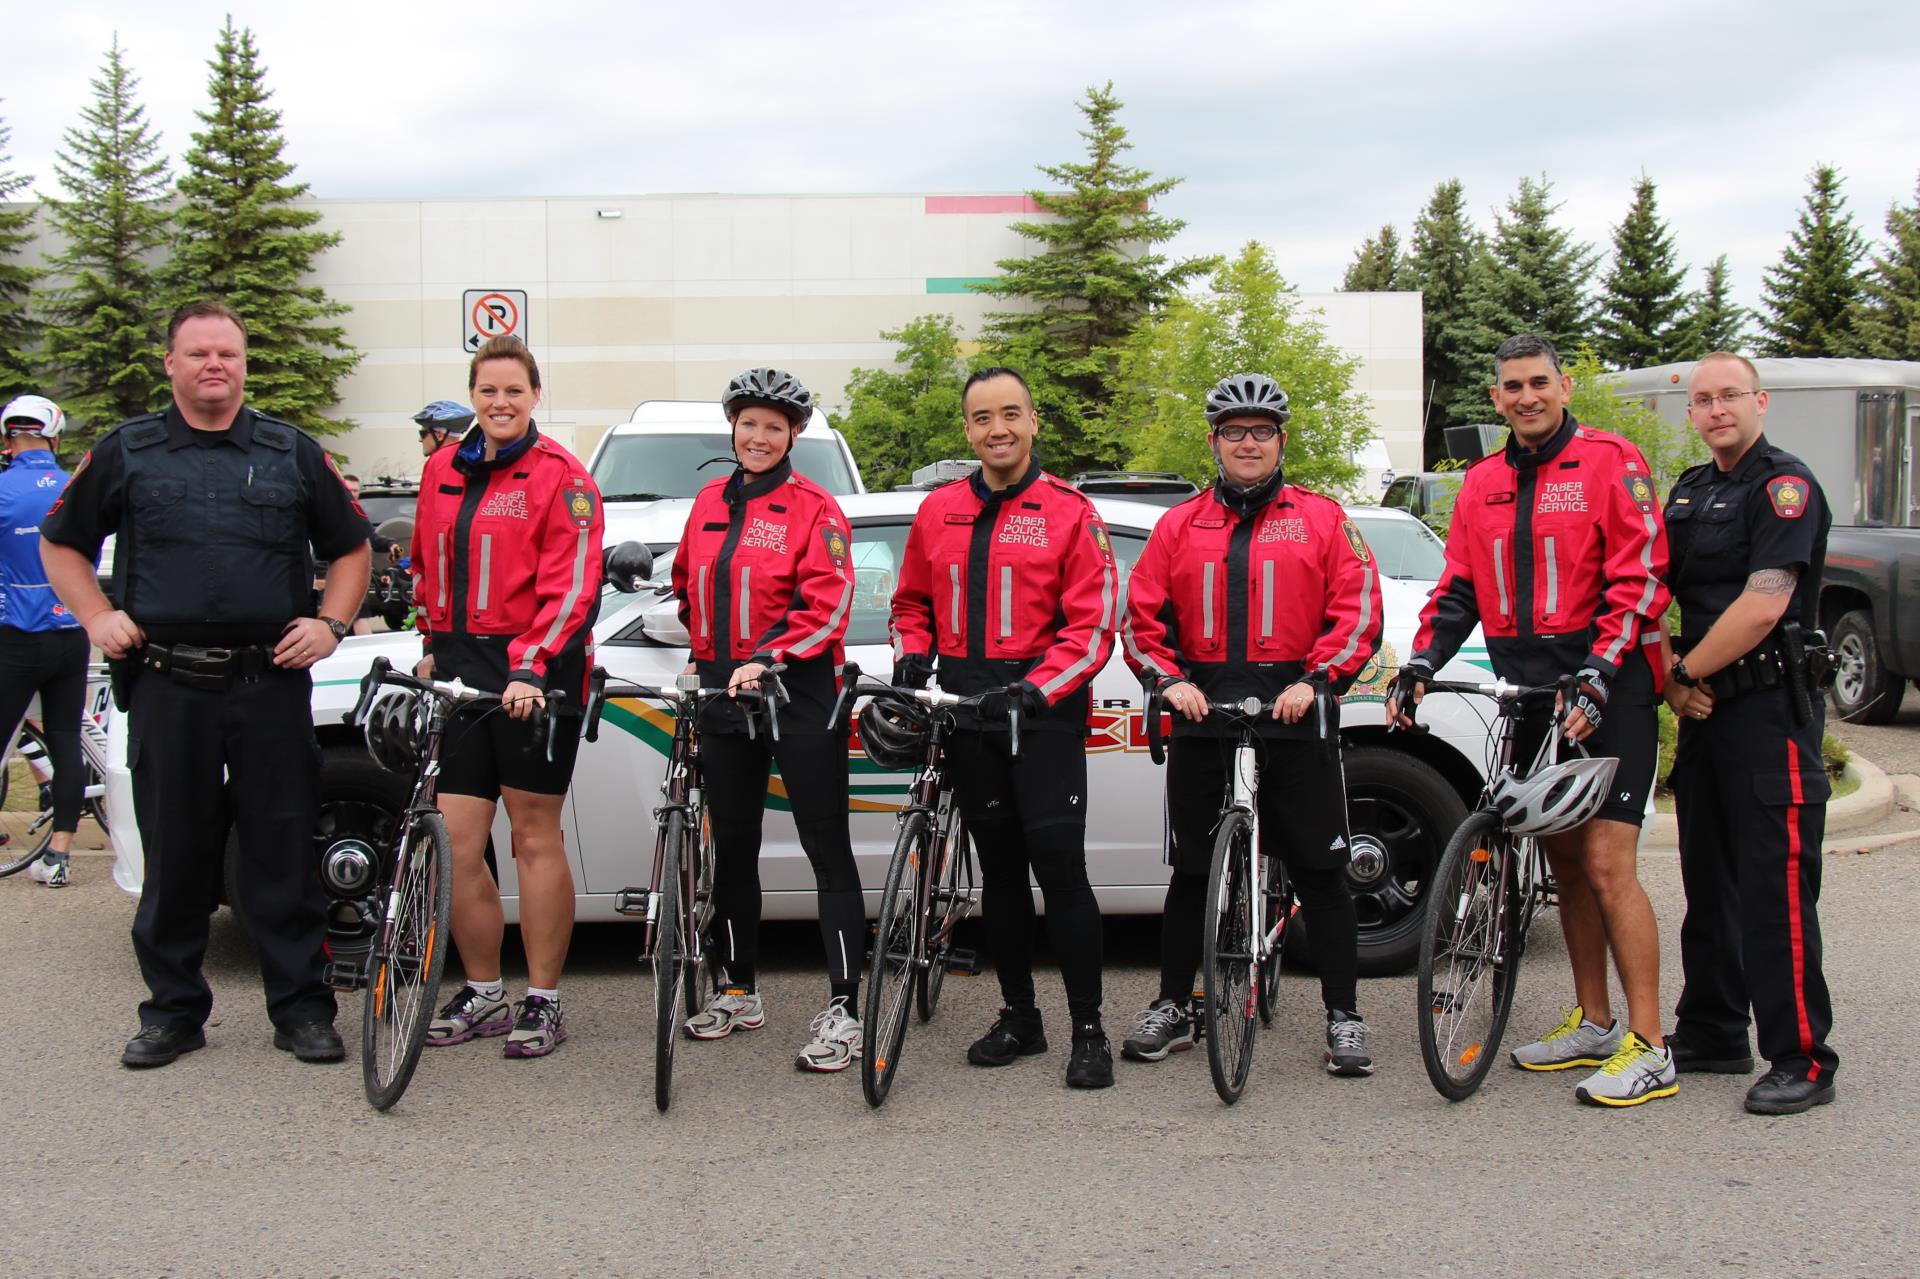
[541,690,565,764]
[346,655,390,726]
[584,668,608,744]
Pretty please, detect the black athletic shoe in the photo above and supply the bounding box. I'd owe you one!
[1745,1069,1836,1115]
[273,1021,346,1062]
[966,1007,1047,1067]
[121,1024,206,1069]
[1066,1024,1115,1089]
[1666,1030,1755,1075]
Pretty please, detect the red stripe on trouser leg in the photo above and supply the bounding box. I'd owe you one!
[1784,740,1817,1078]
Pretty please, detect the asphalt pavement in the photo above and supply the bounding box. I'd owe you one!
[7,821,1918,1278]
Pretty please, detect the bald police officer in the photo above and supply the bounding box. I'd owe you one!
[41,300,372,1069]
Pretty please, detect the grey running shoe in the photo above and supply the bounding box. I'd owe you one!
[1574,1032,1679,1107]
[1510,1006,1624,1071]
[1326,1011,1375,1076]
[686,986,765,1040]
[1121,999,1194,1063]
[426,985,512,1046]
[27,854,69,887]
[795,997,863,1073]
[504,995,567,1058]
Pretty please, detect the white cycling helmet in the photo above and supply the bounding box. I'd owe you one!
[1487,753,1621,836]
[2,394,65,439]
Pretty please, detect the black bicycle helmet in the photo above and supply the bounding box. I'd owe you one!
[1204,373,1291,428]
[722,367,813,427]
[858,694,931,772]
[363,691,426,774]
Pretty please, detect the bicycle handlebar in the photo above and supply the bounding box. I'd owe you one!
[583,663,785,744]
[1143,681,1296,766]
[346,654,566,762]
[1387,669,1578,735]
[826,661,1025,757]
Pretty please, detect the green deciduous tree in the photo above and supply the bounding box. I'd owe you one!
[1758,164,1867,358]
[1401,179,1481,447]
[0,111,43,403]
[1677,255,1748,357]
[1341,224,1404,292]
[837,314,972,491]
[1110,242,1373,499]
[1850,174,1920,360]
[974,82,1216,473]
[1596,175,1688,369]
[40,37,173,444]
[161,19,358,432]
[1566,346,1703,491]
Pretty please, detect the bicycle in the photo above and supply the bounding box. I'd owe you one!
[1399,673,1615,1101]
[344,654,563,1110]
[1,663,113,876]
[585,662,786,1113]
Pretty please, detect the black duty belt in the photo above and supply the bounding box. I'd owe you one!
[139,641,274,691]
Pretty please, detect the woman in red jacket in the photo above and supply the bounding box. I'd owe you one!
[670,368,865,1073]
[410,336,605,1059]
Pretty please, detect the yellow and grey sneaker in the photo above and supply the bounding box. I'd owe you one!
[795,996,863,1073]
[686,985,765,1040]
[1574,1032,1678,1107]
[1510,1006,1624,1071]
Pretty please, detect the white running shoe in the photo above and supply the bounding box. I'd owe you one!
[27,855,69,888]
[1575,1032,1679,1108]
[795,997,863,1073]
[1510,1005,1624,1071]
[686,986,765,1040]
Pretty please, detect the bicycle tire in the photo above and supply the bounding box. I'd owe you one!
[863,810,928,1108]
[0,721,56,875]
[1416,810,1520,1101]
[362,811,453,1110]
[916,809,967,1023]
[682,803,717,1025]
[1203,808,1259,1104]
[1255,854,1289,1026]
[653,810,687,1113]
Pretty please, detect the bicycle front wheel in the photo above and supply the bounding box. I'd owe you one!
[1416,810,1519,1101]
[917,809,969,1023]
[863,810,929,1108]
[0,721,56,875]
[653,810,687,1113]
[1255,855,1290,1027]
[1203,808,1260,1104]
[362,811,453,1110]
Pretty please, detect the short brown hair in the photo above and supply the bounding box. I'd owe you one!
[167,300,248,350]
[1695,351,1761,389]
[468,336,541,391]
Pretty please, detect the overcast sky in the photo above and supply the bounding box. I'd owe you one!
[5,0,1916,313]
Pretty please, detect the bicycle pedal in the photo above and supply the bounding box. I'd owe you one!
[323,959,367,991]
[613,888,650,916]
[945,947,979,976]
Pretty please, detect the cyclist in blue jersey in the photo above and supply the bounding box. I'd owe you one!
[0,396,88,886]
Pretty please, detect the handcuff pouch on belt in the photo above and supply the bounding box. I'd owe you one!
[138,641,272,693]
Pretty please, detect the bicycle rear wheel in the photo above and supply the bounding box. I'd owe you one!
[1202,809,1259,1104]
[0,721,55,875]
[681,803,717,1026]
[653,811,687,1113]
[362,811,453,1110]
[1417,810,1520,1101]
[863,810,928,1108]
[917,809,969,1023]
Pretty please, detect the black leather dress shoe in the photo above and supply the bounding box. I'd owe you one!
[122,1024,207,1069]
[1745,1069,1836,1115]
[1667,1031,1754,1074]
[273,1021,346,1062]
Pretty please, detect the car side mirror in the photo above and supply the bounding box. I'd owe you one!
[603,541,653,593]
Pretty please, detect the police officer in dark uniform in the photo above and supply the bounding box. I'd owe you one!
[1661,351,1839,1115]
[39,300,372,1069]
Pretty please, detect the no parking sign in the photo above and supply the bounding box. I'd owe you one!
[462,289,528,351]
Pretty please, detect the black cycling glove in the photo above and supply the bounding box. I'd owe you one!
[1391,659,1433,721]
[1573,667,1609,731]
[980,681,1047,725]
[892,652,934,690]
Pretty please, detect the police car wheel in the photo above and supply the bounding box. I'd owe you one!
[1829,608,1905,725]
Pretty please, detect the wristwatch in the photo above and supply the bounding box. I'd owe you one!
[1670,658,1698,688]
[319,615,350,642]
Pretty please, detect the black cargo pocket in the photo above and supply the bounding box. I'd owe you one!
[1752,767,1830,808]
[241,478,299,541]
[131,476,188,539]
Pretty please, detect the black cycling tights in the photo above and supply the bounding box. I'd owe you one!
[701,729,863,1004]
[1158,863,1359,1014]
[0,627,89,835]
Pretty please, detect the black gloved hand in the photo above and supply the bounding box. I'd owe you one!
[1573,666,1609,730]
[980,680,1047,725]
[892,652,934,690]
[1389,659,1433,722]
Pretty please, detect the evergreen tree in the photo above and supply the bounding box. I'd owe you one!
[1340,224,1403,292]
[40,38,173,443]
[161,20,358,431]
[1400,180,1481,449]
[1757,164,1867,357]
[975,82,1216,473]
[1677,255,1749,356]
[1850,174,1920,360]
[0,111,43,403]
[1595,175,1689,369]
[838,314,972,491]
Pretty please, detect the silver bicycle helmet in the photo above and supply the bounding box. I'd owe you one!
[722,367,813,427]
[1487,754,1621,836]
[1203,373,1290,428]
[858,694,930,772]
[363,690,427,774]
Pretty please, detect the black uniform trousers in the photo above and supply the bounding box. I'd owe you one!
[1671,685,1838,1081]
[127,665,336,1032]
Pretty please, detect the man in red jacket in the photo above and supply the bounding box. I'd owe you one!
[1393,333,1675,1107]
[890,367,1118,1089]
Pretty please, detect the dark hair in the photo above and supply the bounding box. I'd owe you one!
[167,300,248,350]
[469,336,542,391]
[962,366,1034,412]
[1492,333,1562,378]
[342,473,360,483]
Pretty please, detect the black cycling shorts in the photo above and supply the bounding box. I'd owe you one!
[1509,652,1658,828]
[437,704,583,801]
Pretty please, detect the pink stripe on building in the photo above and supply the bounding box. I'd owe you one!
[924,195,1041,215]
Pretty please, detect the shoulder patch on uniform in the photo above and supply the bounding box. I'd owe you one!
[1622,472,1656,513]
[822,523,849,568]
[253,420,295,450]
[1341,519,1371,563]
[1767,476,1807,519]
[124,421,169,450]
[562,481,597,529]
[1089,519,1114,563]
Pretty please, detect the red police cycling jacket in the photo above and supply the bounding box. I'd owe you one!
[410,426,605,698]
[1412,414,1670,686]
[891,465,1116,730]
[1122,480,1382,735]
[672,458,853,668]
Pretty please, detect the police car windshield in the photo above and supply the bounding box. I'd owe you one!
[593,433,858,499]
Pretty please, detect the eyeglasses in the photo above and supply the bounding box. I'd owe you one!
[1687,390,1758,411]
[1214,424,1281,442]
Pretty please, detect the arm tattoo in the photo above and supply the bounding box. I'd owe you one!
[1746,567,1800,596]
